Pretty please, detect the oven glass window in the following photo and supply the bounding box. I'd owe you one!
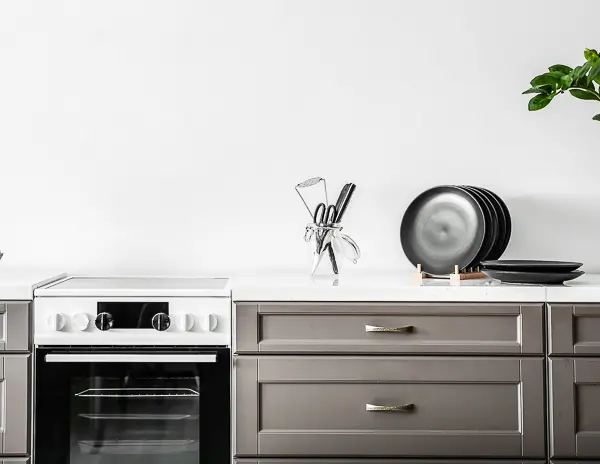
[70,375,200,463]
[35,349,230,464]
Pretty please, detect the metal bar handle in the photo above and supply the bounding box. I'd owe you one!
[45,354,217,363]
[366,403,415,412]
[365,324,414,333]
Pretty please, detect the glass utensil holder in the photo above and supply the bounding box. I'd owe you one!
[304,223,360,275]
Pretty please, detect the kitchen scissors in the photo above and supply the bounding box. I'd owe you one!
[313,203,337,226]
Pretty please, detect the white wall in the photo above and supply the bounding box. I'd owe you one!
[1,0,599,275]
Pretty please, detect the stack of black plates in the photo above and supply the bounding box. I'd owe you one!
[400,185,511,275]
[481,260,584,284]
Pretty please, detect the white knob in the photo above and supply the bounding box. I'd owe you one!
[72,313,91,331]
[199,313,218,332]
[175,313,195,331]
[46,313,67,331]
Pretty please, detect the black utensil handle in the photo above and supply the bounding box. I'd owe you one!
[334,184,351,217]
[336,183,356,222]
[327,244,338,274]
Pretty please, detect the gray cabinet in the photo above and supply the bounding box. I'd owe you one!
[235,460,546,464]
[0,355,29,454]
[0,303,30,352]
[235,303,543,355]
[549,304,600,355]
[235,356,545,458]
[1,459,30,464]
[549,358,600,458]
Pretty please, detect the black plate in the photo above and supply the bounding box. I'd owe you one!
[481,260,583,273]
[461,186,498,267]
[479,187,511,258]
[472,186,505,261]
[400,186,485,275]
[483,269,584,285]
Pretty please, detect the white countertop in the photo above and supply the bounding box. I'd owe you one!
[0,267,66,300]
[230,272,548,302]
[545,274,600,302]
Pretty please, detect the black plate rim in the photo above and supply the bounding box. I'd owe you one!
[460,185,499,267]
[470,186,506,261]
[400,185,485,275]
[478,187,511,257]
[482,269,584,284]
[481,259,583,272]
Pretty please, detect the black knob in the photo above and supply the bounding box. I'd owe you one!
[95,312,114,331]
[152,313,170,331]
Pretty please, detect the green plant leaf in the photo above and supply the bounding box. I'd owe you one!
[530,73,562,87]
[528,94,553,111]
[584,48,600,61]
[593,114,600,121]
[560,74,574,89]
[570,89,600,101]
[522,84,554,95]
[549,64,573,74]
[588,60,600,84]
[574,61,593,83]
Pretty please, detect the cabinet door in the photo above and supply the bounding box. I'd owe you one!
[235,303,543,355]
[548,304,600,355]
[235,460,546,464]
[234,356,545,458]
[0,356,30,454]
[0,303,29,352]
[1,460,30,464]
[550,358,600,458]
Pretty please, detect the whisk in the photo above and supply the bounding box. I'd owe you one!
[295,177,329,216]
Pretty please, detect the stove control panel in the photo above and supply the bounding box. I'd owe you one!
[34,297,231,346]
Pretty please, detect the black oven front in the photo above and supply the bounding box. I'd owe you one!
[34,346,230,464]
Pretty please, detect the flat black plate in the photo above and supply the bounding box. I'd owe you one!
[461,186,498,267]
[479,187,511,259]
[482,269,584,285]
[481,260,583,273]
[400,186,485,275]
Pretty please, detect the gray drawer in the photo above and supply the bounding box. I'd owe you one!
[549,304,600,355]
[0,355,30,454]
[549,358,600,458]
[234,356,545,458]
[235,460,546,463]
[235,303,543,355]
[0,303,29,352]
[1,460,30,464]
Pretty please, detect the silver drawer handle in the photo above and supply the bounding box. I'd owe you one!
[365,324,414,333]
[366,403,415,412]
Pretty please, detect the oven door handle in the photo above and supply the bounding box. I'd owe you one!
[45,353,217,363]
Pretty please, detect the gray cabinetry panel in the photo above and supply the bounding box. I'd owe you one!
[236,460,546,464]
[1,460,30,464]
[235,303,543,355]
[234,356,545,458]
[0,303,29,352]
[549,304,600,355]
[0,355,29,454]
[549,357,600,458]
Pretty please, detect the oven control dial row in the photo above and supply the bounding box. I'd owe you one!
[95,312,114,331]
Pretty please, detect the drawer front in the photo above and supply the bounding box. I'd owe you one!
[0,303,29,352]
[234,356,545,458]
[235,303,543,355]
[1,460,30,464]
[550,358,600,458]
[0,356,30,454]
[235,460,546,464]
[549,304,600,355]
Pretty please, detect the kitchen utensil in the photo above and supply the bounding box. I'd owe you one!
[474,187,507,261]
[334,183,356,222]
[313,203,338,226]
[311,203,338,273]
[460,186,497,268]
[479,187,511,258]
[483,269,584,285]
[295,177,329,218]
[400,185,486,275]
[481,260,583,273]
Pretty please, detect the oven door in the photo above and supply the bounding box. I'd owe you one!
[35,347,230,464]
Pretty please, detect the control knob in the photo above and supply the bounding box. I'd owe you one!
[95,312,114,331]
[72,313,91,332]
[199,313,218,332]
[46,313,67,331]
[152,313,171,332]
[175,313,195,331]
